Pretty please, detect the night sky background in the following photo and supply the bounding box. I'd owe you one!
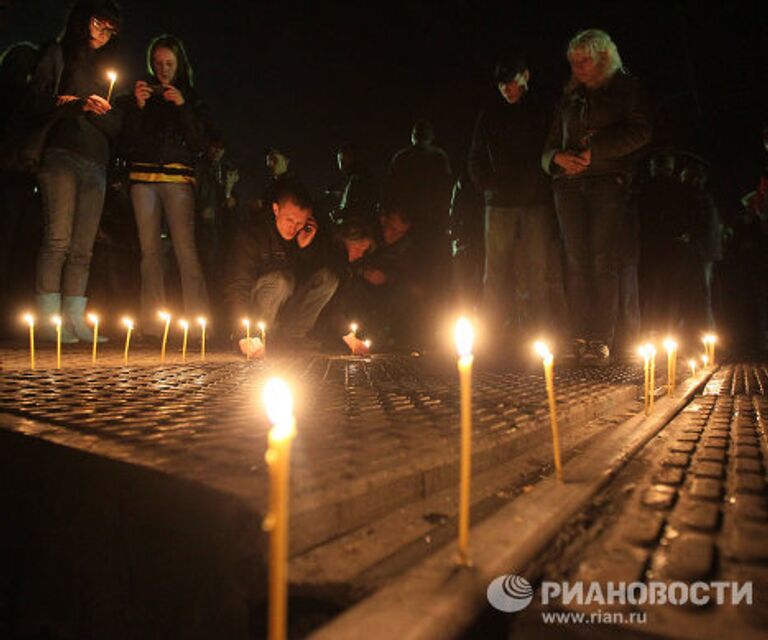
[1,0,766,208]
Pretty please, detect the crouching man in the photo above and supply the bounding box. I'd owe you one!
[224,180,338,350]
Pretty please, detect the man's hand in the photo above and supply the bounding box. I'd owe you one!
[56,95,79,106]
[134,80,152,108]
[553,151,589,176]
[296,216,318,248]
[162,85,185,106]
[82,94,111,115]
[363,268,387,285]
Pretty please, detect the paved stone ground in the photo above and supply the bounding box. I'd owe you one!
[0,343,646,553]
[511,364,768,639]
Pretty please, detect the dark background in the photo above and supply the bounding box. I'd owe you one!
[1,0,766,206]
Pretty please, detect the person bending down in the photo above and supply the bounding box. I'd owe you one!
[224,180,338,349]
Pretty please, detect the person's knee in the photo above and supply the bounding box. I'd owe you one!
[310,268,339,294]
[259,270,296,298]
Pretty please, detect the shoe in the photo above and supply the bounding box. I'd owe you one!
[62,296,108,343]
[582,340,611,366]
[36,293,79,343]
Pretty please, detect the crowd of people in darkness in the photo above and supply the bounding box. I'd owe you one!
[1,0,766,361]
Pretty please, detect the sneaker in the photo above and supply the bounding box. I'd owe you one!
[582,340,611,366]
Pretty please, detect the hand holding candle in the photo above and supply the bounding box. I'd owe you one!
[88,313,100,364]
[122,317,133,365]
[455,317,474,565]
[262,378,297,640]
[159,311,171,363]
[534,340,563,481]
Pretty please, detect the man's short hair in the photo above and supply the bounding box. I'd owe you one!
[335,217,374,243]
[270,178,312,210]
[411,118,434,144]
[493,51,528,84]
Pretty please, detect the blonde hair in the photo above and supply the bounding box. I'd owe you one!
[567,29,624,85]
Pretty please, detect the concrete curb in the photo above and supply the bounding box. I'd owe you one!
[309,371,715,640]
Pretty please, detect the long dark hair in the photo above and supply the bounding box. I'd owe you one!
[59,0,122,63]
[146,34,194,90]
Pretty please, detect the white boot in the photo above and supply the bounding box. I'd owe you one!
[62,296,108,343]
[36,293,79,343]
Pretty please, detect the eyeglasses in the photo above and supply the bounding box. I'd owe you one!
[91,17,118,38]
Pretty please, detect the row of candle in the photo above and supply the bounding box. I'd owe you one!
[21,311,219,368]
[639,333,717,416]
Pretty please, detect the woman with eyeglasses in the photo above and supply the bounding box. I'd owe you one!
[121,34,212,335]
[27,0,123,342]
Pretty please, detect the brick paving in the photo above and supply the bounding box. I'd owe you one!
[532,364,768,637]
[0,343,645,552]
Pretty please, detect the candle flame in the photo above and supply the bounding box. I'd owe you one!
[106,70,117,82]
[363,339,371,348]
[533,340,552,360]
[454,317,473,357]
[263,378,294,431]
[702,354,710,365]
[350,322,358,334]
[242,318,250,328]
[158,310,171,322]
[87,312,99,325]
[702,334,716,345]
[197,316,206,327]
[663,338,677,352]
[51,314,62,326]
[179,319,189,329]
[122,317,134,330]
[688,358,697,370]
[258,321,266,332]
[22,313,34,327]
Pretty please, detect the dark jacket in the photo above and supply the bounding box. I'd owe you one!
[120,85,210,166]
[542,72,651,180]
[385,143,452,228]
[469,92,552,207]
[223,210,324,320]
[27,42,122,166]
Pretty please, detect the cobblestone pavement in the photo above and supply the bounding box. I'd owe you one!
[516,364,768,639]
[0,344,647,552]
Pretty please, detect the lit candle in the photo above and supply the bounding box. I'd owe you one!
[648,345,657,415]
[703,334,717,366]
[454,317,473,566]
[350,322,358,337]
[52,314,62,369]
[179,319,189,362]
[639,344,651,415]
[243,318,251,360]
[87,313,100,364]
[262,378,297,640]
[259,321,267,354]
[159,311,171,363]
[534,341,563,481]
[122,317,133,365]
[23,313,35,369]
[106,70,117,103]
[702,354,710,368]
[363,339,371,351]
[689,358,697,378]
[197,317,207,361]
[663,338,677,396]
